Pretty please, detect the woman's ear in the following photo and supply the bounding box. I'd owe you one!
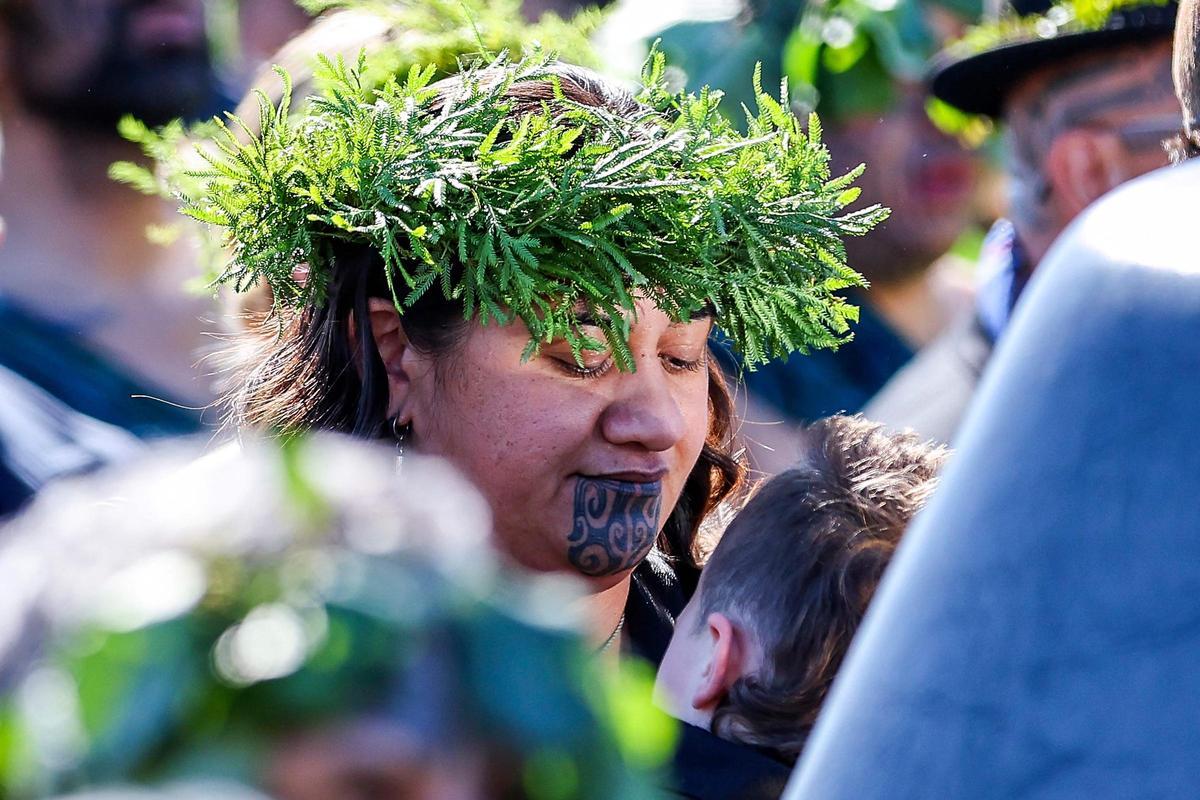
[365,297,416,421]
[691,612,751,712]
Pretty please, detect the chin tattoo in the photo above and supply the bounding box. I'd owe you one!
[567,478,663,577]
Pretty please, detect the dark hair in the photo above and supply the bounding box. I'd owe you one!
[1170,0,1200,162]
[1165,128,1200,163]
[227,66,746,573]
[700,415,947,763]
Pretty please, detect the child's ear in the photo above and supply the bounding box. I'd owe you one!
[363,298,416,421]
[691,612,750,711]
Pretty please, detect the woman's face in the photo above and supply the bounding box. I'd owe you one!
[386,299,713,586]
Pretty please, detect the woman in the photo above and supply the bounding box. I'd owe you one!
[140,49,884,661]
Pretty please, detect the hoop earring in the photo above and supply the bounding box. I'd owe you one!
[392,417,411,473]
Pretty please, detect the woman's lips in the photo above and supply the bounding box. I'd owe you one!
[579,469,668,485]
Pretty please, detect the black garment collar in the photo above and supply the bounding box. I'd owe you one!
[624,550,693,666]
[667,723,793,800]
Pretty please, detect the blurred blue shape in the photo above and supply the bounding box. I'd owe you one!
[785,159,1200,798]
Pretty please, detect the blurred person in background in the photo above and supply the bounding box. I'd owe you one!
[0,120,145,519]
[0,434,672,799]
[236,0,313,81]
[865,0,1181,443]
[647,0,983,473]
[781,5,1200,793]
[0,0,229,514]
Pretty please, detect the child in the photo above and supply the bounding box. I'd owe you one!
[656,415,947,768]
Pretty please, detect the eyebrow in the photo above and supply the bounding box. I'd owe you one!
[670,304,716,328]
[573,303,715,328]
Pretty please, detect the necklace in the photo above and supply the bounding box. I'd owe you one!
[599,612,626,654]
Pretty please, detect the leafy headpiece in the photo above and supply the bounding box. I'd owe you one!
[119,49,885,369]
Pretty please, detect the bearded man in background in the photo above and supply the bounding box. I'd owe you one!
[0,0,228,515]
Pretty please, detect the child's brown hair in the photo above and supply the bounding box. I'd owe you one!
[699,415,947,762]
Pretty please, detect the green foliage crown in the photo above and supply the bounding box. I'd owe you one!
[120,48,888,369]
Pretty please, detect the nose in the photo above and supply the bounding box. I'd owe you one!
[598,358,689,453]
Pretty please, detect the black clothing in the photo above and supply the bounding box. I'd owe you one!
[668,724,792,800]
[624,549,693,666]
[715,295,915,423]
[0,299,201,518]
[624,556,794,799]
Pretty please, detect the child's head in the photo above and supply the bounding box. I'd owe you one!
[655,415,947,762]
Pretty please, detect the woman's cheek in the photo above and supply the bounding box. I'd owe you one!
[678,375,712,457]
[453,385,590,571]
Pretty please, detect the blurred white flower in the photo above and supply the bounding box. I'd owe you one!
[0,432,504,674]
[16,665,86,772]
[213,602,310,686]
[822,17,858,50]
[91,550,206,632]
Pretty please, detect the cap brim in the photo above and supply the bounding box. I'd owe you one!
[930,20,1175,118]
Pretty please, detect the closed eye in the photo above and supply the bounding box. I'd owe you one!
[662,353,706,374]
[555,354,615,380]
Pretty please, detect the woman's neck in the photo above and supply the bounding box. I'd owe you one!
[581,576,632,652]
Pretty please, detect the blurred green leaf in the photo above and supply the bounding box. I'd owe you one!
[598,659,678,771]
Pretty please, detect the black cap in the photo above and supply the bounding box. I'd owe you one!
[930,0,1178,117]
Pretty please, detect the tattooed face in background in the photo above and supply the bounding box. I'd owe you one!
[1005,40,1178,264]
[389,297,712,587]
